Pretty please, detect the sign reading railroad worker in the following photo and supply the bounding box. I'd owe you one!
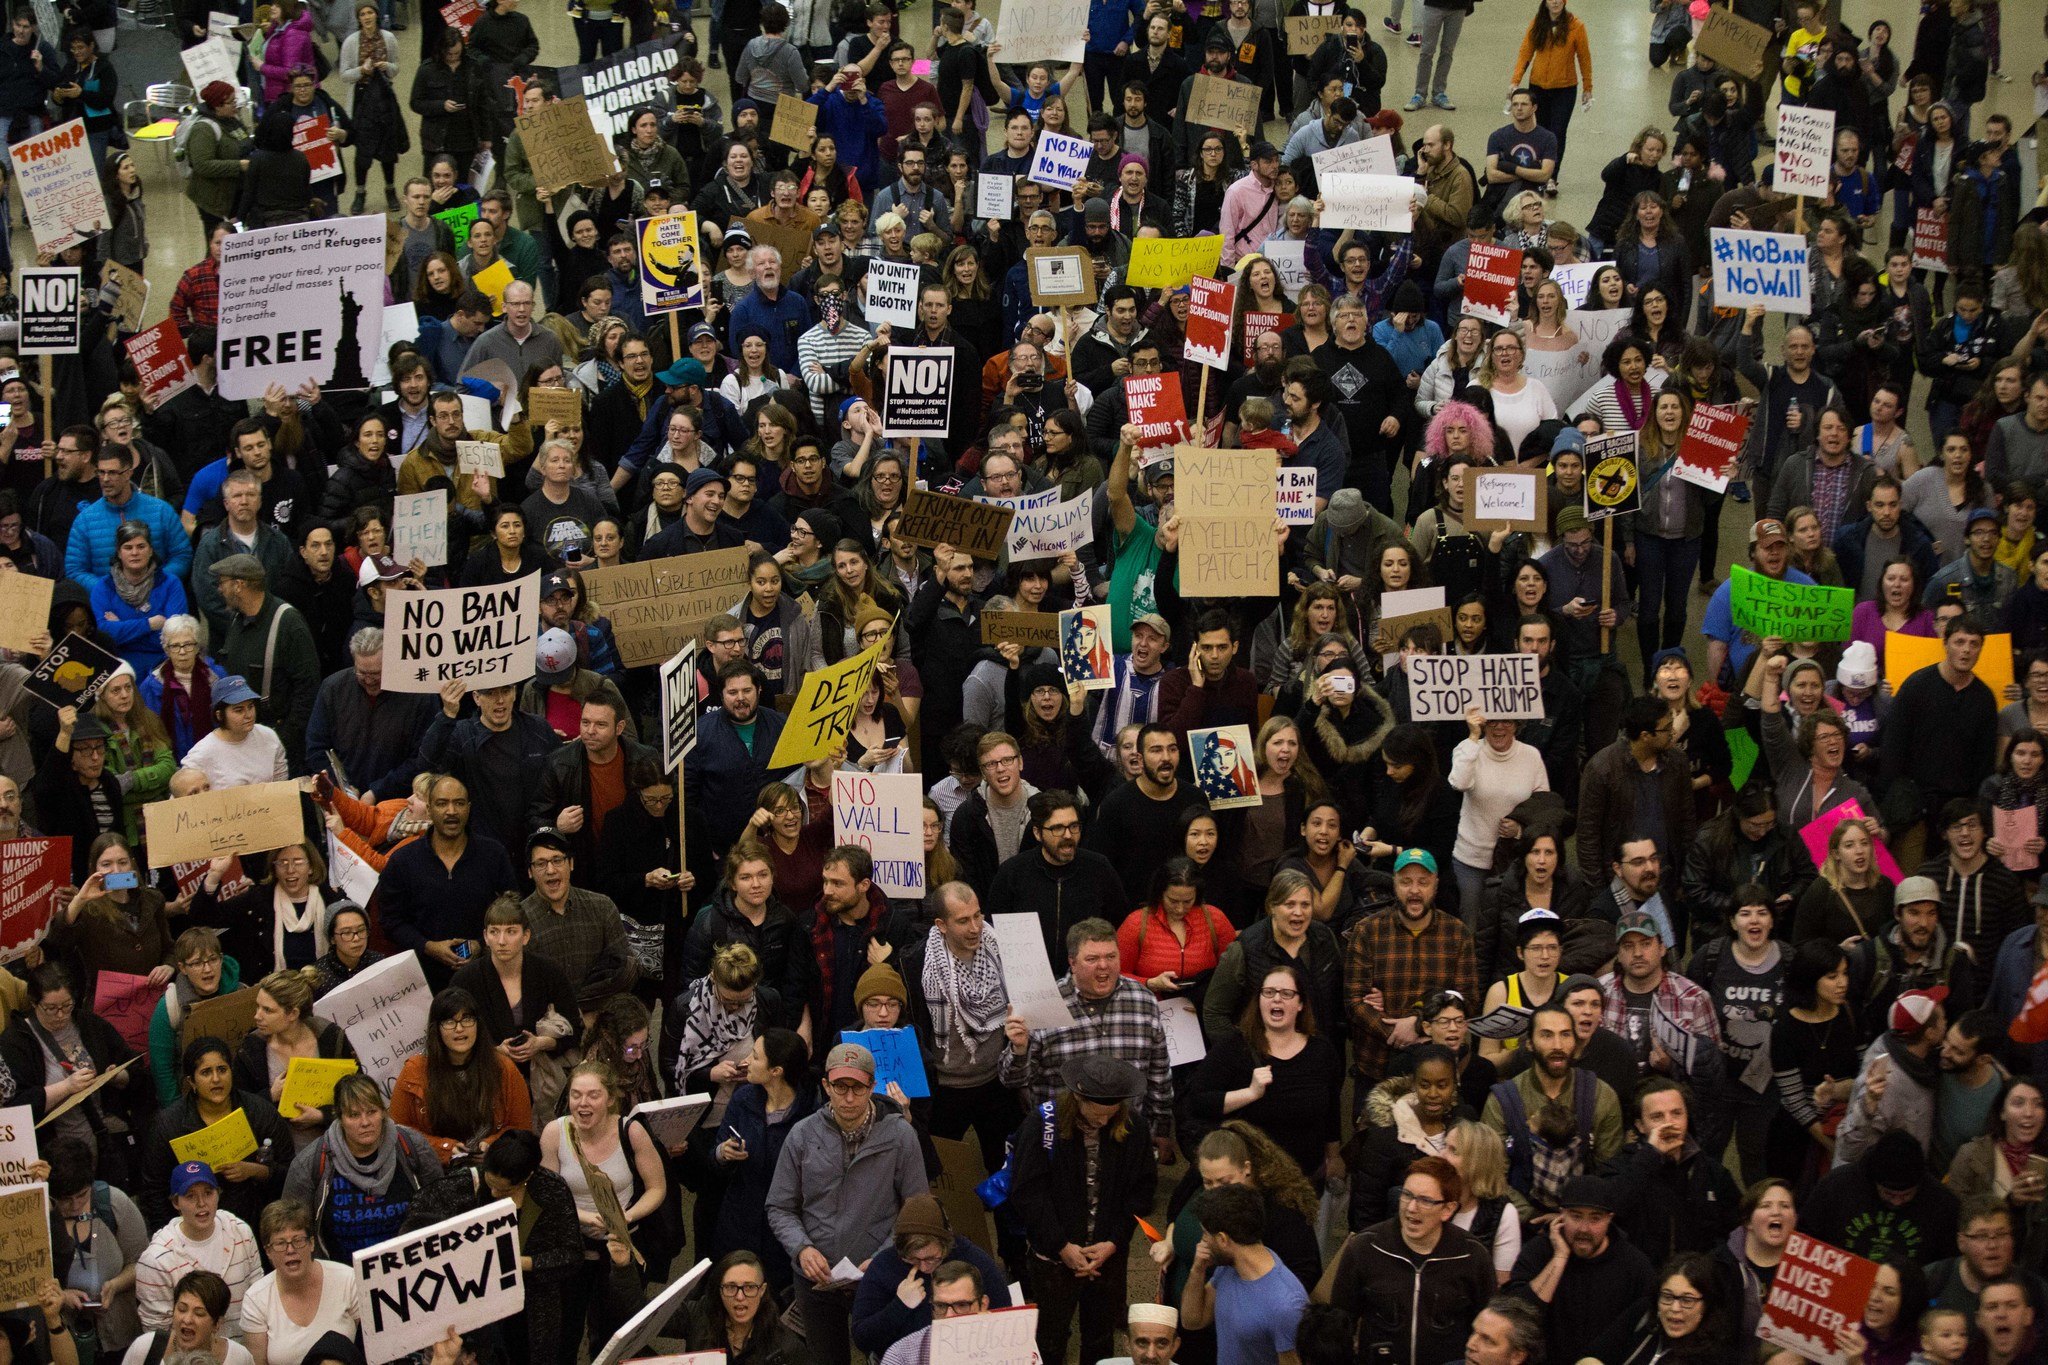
[354,1200,524,1364]
[380,573,539,694]
[217,215,387,400]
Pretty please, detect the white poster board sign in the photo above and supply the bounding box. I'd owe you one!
[1276,467,1318,524]
[369,302,421,388]
[931,1305,1040,1365]
[1406,653,1546,721]
[590,1260,711,1365]
[7,119,109,254]
[180,36,238,92]
[990,914,1074,1030]
[1006,489,1094,559]
[1710,228,1811,313]
[354,1200,523,1364]
[391,491,447,569]
[1311,134,1396,178]
[832,770,924,899]
[317,951,431,1093]
[217,214,388,399]
[1316,172,1416,232]
[864,258,922,329]
[379,573,539,694]
[991,0,1088,64]
[976,173,1014,221]
[0,1108,36,1190]
[1774,104,1836,198]
[1027,131,1092,191]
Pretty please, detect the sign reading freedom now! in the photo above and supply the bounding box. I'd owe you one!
[1728,565,1854,642]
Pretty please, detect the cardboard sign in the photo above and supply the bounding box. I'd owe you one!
[636,211,704,314]
[1697,5,1773,78]
[142,782,305,869]
[1912,207,1950,274]
[293,112,341,182]
[1125,373,1188,450]
[0,574,51,654]
[768,93,818,151]
[881,345,956,439]
[582,547,752,666]
[218,215,386,399]
[864,258,922,329]
[1406,653,1546,722]
[1756,1232,1880,1365]
[1460,242,1522,328]
[1184,277,1236,371]
[1025,247,1096,308]
[1774,105,1835,198]
[101,261,148,332]
[380,573,539,694]
[558,34,690,140]
[975,173,1015,221]
[841,1027,928,1097]
[0,839,65,963]
[125,319,197,411]
[1007,489,1094,559]
[516,96,617,194]
[392,490,447,570]
[1179,445,1278,597]
[1027,130,1092,191]
[897,489,1015,559]
[1285,12,1342,54]
[1729,564,1853,643]
[1583,430,1641,521]
[1058,604,1114,690]
[17,267,80,356]
[1125,235,1223,290]
[990,0,1087,63]
[1674,402,1750,494]
[168,1107,259,1167]
[0,1185,49,1311]
[8,120,107,254]
[0,1108,37,1191]
[93,971,164,1051]
[355,1200,524,1363]
[658,641,698,775]
[179,987,260,1054]
[981,612,1061,648]
[1468,469,1547,534]
[1311,135,1397,178]
[1277,467,1318,524]
[1317,172,1416,232]
[455,440,505,478]
[25,631,122,709]
[1189,72,1261,134]
[768,634,890,768]
[1797,800,1904,883]
[990,913,1074,1029]
[319,951,432,1093]
[589,1261,710,1365]
[832,771,923,898]
[1711,228,1811,313]
[1189,723,1260,810]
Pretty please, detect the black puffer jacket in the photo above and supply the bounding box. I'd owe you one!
[318,442,398,532]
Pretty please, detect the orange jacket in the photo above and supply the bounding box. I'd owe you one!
[326,786,425,873]
[1513,15,1593,94]
[388,1050,534,1165]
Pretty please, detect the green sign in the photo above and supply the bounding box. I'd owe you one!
[1728,564,1854,643]
[1728,725,1759,791]
[434,200,480,254]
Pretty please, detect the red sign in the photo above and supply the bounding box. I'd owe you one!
[1461,242,1522,328]
[1756,1233,1879,1365]
[1124,372,1187,453]
[1240,310,1294,367]
[1183,276,1235,371]
[124,319,196,411]
[293,113,340,183]
[440,0,481,32]
[1912,207,1949,275]
[1673,402,1751,494]
[0,837,69,962]
[171,855,253,903]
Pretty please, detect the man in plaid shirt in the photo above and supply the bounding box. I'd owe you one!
[1345,850,1478,1090]
[1600,908,1724,1093]
[168,224,225,332]
[1001,917,1178,1163]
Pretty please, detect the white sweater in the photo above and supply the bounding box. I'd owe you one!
[1447,738,1550,870]
[183,725,289,790]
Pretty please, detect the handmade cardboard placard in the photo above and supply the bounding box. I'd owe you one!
[524,386,583,430]
[769,93,818,151]
[516,95,616,193]
[1285,12,1341,54]
[981,611,1061,649]
[1697,5,1774,78]
[0,574,51,653]
[1188,72,1261,135]
[143,783,305,868]
[896,489,1014,560]
[1026,247,1097,308]
[455,440,504,477]
[0,1184,48,1310]
[178,987,259,1055]
[1467,469,1547,534]
[582,547,753,666]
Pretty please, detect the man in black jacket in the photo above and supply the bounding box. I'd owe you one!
[1600,1077,1741,1265]
[530,693,657,867]
[1504,1175,1656,1365]
[304,627,441,797]
[380,679,557,855]
[986,791,1128,965]
[907,546,982,752]
[275,524,358,678]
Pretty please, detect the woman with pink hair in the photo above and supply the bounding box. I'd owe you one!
[1424,399,1497,466]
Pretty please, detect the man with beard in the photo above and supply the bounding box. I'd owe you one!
[585,336,661,461]
[799,846,892,1037]
[989,790,1128,966]
[1601,1077,1742,1264]
[1307,304,1404,513]
[1834,987,1949,1167]
[396,391,526,527]
[640,467,747,560]
[1174,36,1246,168]
[1411,124,1475,280]
[1537,506,1631,749]
[1931,1008,2005,1175]
[275,523,356,676]
[1071,198,1132,292]
[1345,850,1476,1089]
[1084,725,1206,899]
[686,660,796,856]
[1220,330,1289,446]
[1071,285,1149,400]
[388,678,556,852]
[871,144,950,238]
[729,243,815,375]
[519,826,637,1008]
[908,546,984,754]
[1217,140,1283,270]
[1110,1304,1182,1365]
[1502,1175,1652,1365]
[1483,1003,1626,1223]
[377,775,518,988]
[1861,877,1977,1036]
[899,884,1018,1178]
[1598,908,1722,1090]
[1499,974,1638,1101]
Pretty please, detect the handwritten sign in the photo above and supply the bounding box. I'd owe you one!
[1159,995,1205,1066]
[931,1305,1039,1365]
[864,258,922,329]
[392,490,447,570]
[1712,228,1811,312]
[179,988,259,1055]
[582,547,750,666]
[319,952,432,1093]
[280,1058,360,1111]
[1996,806,2039,874]
[768,93,818,151]
[1007,489,1094,560]
[1026,130,1091,191]
[1797,800,1904,883]
[1774,105,1835,198]
[990,0,1087,63]
[1317,172,1416,232]
[93,971,164,1051]
[768,634,889,768]
[1178,445,1278,598]
[1729,564,1853,642]
[1757,1233,1880,1365]
[515,96,615,194]
[976,172,1014,221]
[0,838,65,962]
[355,1200,524,1364]
[1674,402,1750,494]
[8,119,108,254]
[1188,72,1260,135]
[832,771,923,899]
[1125,235,1223,290]
[0,1185,49,1310]
[981,612,1061,648]
[1405,653,1545,722]
[0,1109,37,1191]
[1468,469,1546,534]
[455,440,504,478]
[1461,242,1522,328]
[144,783,303,868]
[896,489,1014,560]
[990,914,1073,1030]
[843,1027,929,1098]
[168,1107,259,1167]
[1311,134,1397,178]
[1285,12,1342,54]
[1697,5,1773,78]
[1277,467,1318,524]
[380,573,537,694]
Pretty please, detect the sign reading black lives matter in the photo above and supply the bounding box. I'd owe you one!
[354,1199,524,1364]
[217,215,387,401]
[380,573,540,694]
[560,35,685,139]
[881,346,955,439]
[16,268,79,356]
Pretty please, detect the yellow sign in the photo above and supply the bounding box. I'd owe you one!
[1126,235,1224,290]
[278,1058,358,1112]
[169,1108,259,1168]
[767,634,890,769]
[471,258,514,315]
[1883,630,2014,697]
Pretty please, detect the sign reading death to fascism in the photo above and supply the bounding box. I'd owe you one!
[218,215,387,399]
[380,574,539,694]
[1406,654,1545,722]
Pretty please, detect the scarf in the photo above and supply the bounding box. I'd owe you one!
[1999,1138,2035,1178]
[111,564,153,610]
[1616,380,1650,431]
[672,975,756,1089]
[360,27,386,74]
[273,883,328,973]
[1884,1031,1940,1091]
[921,924,1006,1049]
[323,1115,398,1191]
[155,661,212,741]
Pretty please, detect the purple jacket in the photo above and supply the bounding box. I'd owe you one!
[260,10,317,101]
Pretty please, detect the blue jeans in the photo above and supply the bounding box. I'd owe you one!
[1635,532,1701,669]
[1453,859,1489,927]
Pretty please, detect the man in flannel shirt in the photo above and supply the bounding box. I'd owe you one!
[1344,849,1478,1095]
[1599,909,1724,1094]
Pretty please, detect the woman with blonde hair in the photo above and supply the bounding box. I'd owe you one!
[1784,505,1845,587]
[236,967,353,1147]
[1264,581,1369,693]
[1476,327,1558,456]
[540,1059,667,1363]
[1445,1118,1522,1282]
[1791,816,1892,944]
[1500,189,1549,252]
[666,942,777,1095]
[1520,279,1578,354]
[281,1073,443,1260]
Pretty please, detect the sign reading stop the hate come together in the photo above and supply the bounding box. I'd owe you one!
[1728,565,1854,642]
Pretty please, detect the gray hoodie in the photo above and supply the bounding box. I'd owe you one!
[765,1102,928,1265]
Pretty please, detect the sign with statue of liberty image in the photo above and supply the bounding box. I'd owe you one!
[216,215,387,399]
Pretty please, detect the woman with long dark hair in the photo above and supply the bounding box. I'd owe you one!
[338,1,405,213]
[1767,939,1861,1179]
[1359,724,1462,896]
[1185,962,1342,1181]
[1590,1252,1741,1365]
[679,1249,802,1364]
[1475,833,1586,1010]
[708,1029,815,1292]
[390,988,533,1165]
[141,1036,291,1229]
[1613,192,1688,302]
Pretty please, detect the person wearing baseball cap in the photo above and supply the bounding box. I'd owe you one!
[764,1040,925,1365]
[1603,908,1718,1085]
[1701,513,1818,686]
[1349,847,1475,1084]
[1830,986,1949,1168]
[145,1158,263,1329]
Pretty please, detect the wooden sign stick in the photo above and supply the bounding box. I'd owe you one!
[1599,517,1614,653]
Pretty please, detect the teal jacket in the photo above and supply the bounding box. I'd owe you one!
[149,955,246,1104]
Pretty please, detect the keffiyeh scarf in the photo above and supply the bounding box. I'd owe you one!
[672,975,757,1090]
[921,924,1006,1049]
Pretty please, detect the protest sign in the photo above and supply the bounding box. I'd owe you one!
[327,834,379,909]
[1179,445,1278,597]
[864,258,922,329]
[1263,240,1310,294]
[1240,311,1293,367]
[293,113,340,182]
[768,635,890,768]
[17,267,79,355]
[1468,469,1547,534]
[516,96,616,193]
[144,782,304,869]
[893,489,1014,559]
[1674,402,1751,493]
[1711,228,1811,312]
[627,1095,711,1151]
[1188,73,1260,134]
[558,35,686,140]
[280,1058,359,1111]
[356,1200,523,1364]
[369,301,420,386]
[218,215,386,398]
[0,839,65,963]
[470,258,514,315]
[102,261,148,332]
[1025,247,1096,308]
[842,1028,929,1098]
[658,643,698,775]
[1277,467,1318,524]
[1058,605,1115,690]
[990,914,1074,1029]
[439,0,480,31]
[1756,1233,1880,1365]
[1159,995,1205,1066]
[181,35,238,92]
[0,1185,48,1310]
[1317,172,1416,232]
[1027,130,1092,191]
[636,211,703,313]
[1183,277,1236,370]
[1551,261,1598,310]
[1460,243,1521,328]
[1774,105,1836,197]
[1284,12,1341,53]
[1997,806,2039,873]
[991,0,1087,62]
[320,952,432,1093]
[1007,489,1094,559]
[1697,6,1772,75]
[125,319,197,410]
[455,441,505,478]
[433,200,478,253]
[1729,564,1854,642]
[1189,724,1260,810]
[0,1110,35,1190]
[1125,235,1223,291]
[1125,373,1188,450]
[8,121,107,255]
[1913,208,1950,273]
[583,547,751,665]
[25,631,122,709]
[832,771,923,899]
[931,1305,1039,1365]
[172,855,264,909]
[93,971,164,1051]
[380,573,538,694]
[976,173,1014,221]
[0,575,50,654]
[392,491,447,569]
[590,1261,711,1365]
[178,988,259,1055]
[768,93,818,151]
[169,1108,260,1167]
[881,346,955,439]
[1885,629,2015,697]
[981,612,1061,648]
[1311,134,1397,178]
[1798,800,1904,882]
[1584,431,1641,521]
[1406,654,1545,722]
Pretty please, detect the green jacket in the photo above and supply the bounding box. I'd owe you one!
[107,728,174,846]
[502,130,543,232]
[499,224,545,288]
[148,954,245,1104]
[184,115,249,219]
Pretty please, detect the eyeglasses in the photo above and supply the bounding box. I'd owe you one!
[530,855,570,871]
[1039,821,1080,836]
[268,1236,311,1252]
[1657,1291,1705,1309]
[1397,1189,1450,1209]
[720,1281,766,1298]
[182,954,224,968]
[931,1299,981,1318]
[36,1000,74,1016]
[1259,987,1300,1001]
[981,754,1021,770]
[826,1080,870,1096]
[333,926,369,940]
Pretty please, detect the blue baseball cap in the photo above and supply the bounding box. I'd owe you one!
[171,1161,218,1196]
[1393,848,1438,875]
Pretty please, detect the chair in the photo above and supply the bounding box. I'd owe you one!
[125,82,194,171]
